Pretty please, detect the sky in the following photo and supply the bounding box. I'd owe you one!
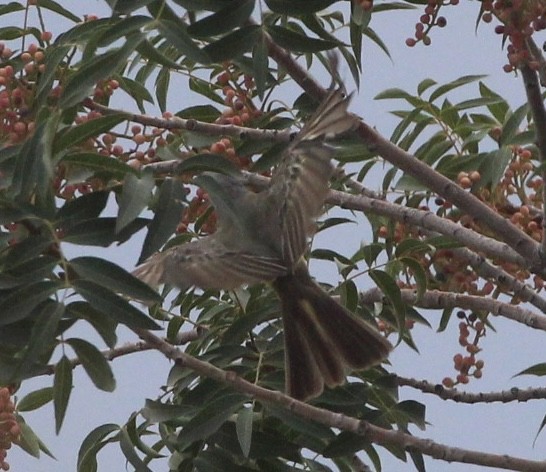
[5,1,546,471]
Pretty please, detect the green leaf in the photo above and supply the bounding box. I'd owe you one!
[155,66,170,113]
[265,0,336,15]
[62,217,149,247]
[17,387,54,412]
[236,406,253,458]
[56,190,109,222]
[72,279,161,330]
[1,235,54,269]
[17,301,64,378]
[70,256,160,303]
[116,75,154,112]
[16,421,42,458]
[0,281,60,326]
[176,153,239,175]
[478,148,512,188]
[189,76,225,105]
[142,399,195,422]
[252,31,268,99]
[400,257,427,301]
[157,19,210,63]
[177,394,247,449]
[393,399,426,430]
[96,15,153,48]
[501,102,529,145]
[117,171,154,233]
[428,75,487,103]
[369,269,405,330]
[454,96,505,111]
[66,301,118,349]
[479,81,508,122]
[417,78,436,96]
[54,355,73,434]
[437,307,453,332]
[119,426,153,472]
[38,0,81,22]
[0,3,25,16]
[139,178,187,262]
[176,105,221,122]
[11,122,51,200]
[66,338,116,392]
[136,39,182,70]
[187,0,254,37]
[204,25,261,62]
[78,423,120,472]
[55,114,126,151]
[514,363,546,377]
[61,152,136,177]
[60,33,145,108]
[266,25,339,53]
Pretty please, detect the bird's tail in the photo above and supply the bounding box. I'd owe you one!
[272,263,392,401]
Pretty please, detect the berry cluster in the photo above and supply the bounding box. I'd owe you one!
[0,387,20,471]
[0,41,47,146]
[405,0,454,47]
[442,311,485,387]
[480,0,546,72]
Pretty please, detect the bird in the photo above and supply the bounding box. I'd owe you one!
[133,88,392,401]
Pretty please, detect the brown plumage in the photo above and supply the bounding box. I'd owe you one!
[133,89,392,400]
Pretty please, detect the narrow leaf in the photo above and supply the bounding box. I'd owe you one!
[73,279,160,330]
[139,178,187,262]
[236,406,253,457]
[116,171,154,233]
[66,338,116,391]
[54,355,73,434]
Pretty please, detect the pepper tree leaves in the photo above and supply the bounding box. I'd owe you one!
[66,338,116,392]
[72,279,160,330]
[116,170,155,234]
[69,256,160,304]
[139,178,188,262]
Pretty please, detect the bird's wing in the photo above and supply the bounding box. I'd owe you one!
[133,234,287,291]
[268,89,358,267]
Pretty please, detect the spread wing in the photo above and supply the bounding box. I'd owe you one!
[133,233,287,291]
[268,89,358,267]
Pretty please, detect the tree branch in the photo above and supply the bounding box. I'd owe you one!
[36,330,201,377]
[451,246,546,315]
[397,376,546,403]
[360,287,546,331]
[84,99,293,144]
[520,62,546,257]
[132,327,546,472]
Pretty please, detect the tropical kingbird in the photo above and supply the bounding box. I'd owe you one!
[134,89,392,400]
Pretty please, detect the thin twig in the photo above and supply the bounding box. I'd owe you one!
[397,376,546,403]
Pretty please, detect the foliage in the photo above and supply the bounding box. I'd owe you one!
[1,1,546,471]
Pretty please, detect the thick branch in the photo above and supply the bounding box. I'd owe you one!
[452,246,546,315]
[360,287,546,331]
[133,328,546,472]
[520,63,546,256]
[397,376,546,403]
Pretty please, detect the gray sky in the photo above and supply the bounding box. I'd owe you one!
[6,2,544,471]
